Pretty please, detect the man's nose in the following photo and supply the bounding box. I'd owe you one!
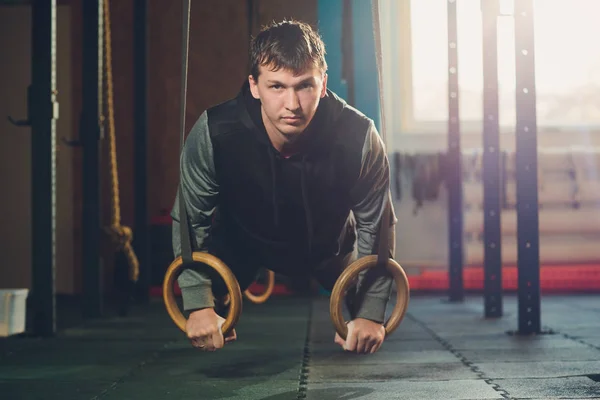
[284,89,300,110]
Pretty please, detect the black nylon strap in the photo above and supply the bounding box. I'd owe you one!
[376,199,391,266]
[372,1,392,267]
[178,0,193,265]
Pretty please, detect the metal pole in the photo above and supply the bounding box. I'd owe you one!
[514,0,541,334]
[447,0,464,302]
[133,0,150,304]
[31,0,58,337]
[481,0,503,318]
[81,0,103,318]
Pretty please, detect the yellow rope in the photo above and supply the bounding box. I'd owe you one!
[103,0,139,282]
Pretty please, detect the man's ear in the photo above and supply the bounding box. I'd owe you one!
[248,75,260,99]
[320,73,328,98]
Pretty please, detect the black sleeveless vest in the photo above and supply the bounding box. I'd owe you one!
[206,82,371,272]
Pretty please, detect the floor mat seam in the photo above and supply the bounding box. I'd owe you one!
[543,325,600,352]
[406,313,513,400]
[297,299,313,399]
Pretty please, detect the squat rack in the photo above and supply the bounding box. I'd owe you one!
[18,0,150,336]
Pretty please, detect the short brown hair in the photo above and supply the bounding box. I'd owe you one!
[249,19,328,81]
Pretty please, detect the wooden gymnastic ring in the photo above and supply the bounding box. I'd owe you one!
[163,252,242,336]
[330,255,410,340]
[244,269,275,304]
[222,269,275,306]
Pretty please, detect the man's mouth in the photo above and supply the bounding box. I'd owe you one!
[281,116,304,125]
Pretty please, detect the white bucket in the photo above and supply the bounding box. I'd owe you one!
[0,289,29,337]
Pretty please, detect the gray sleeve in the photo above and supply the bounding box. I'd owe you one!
[349,120,398,324]
[170,111,218,311]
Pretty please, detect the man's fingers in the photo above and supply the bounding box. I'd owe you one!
[355,337,365,353]
[369,330,385,354]
[342,322,357,351]
[370,340,383,354]
[224,329,237,343]
[363,337,380,354]
[211,328,225,349]
[187,326,215,351]
[209,316,227,348]
[356,333,373,354]
[191,337,214,351]
[343,330,358,352]
[372,336,385,353]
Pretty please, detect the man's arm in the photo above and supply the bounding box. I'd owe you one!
[349,120,397,324]
[171,111,219,311]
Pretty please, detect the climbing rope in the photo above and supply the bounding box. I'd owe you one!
[102,0,139,282]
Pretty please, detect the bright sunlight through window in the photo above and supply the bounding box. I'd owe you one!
[408,0,600,131]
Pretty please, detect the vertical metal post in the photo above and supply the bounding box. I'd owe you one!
[481,0,503,318]
[514,0,541,334]
[31,0,58,337]
[447,0,463,302]
[81,0,103,318]
[133,0,150,304]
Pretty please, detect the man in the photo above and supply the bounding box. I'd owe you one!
[171,19,396,354]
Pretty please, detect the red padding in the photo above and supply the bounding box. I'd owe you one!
[151,214,172,225]
[150,264,600,297]
[407,264,600,292]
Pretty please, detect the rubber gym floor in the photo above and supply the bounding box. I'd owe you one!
[1,293,600,399]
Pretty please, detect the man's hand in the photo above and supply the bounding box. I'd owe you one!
[186,308,237,351]
[334,318,385,354]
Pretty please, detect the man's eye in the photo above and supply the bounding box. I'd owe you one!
[270,85,282,89]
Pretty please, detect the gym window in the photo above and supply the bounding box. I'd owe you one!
[381,0,600,137]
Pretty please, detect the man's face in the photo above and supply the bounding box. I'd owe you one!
[249,64,328,139]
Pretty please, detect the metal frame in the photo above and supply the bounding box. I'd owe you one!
[481,0,503,318]
[446,0,541,332]
[31,0,58,337]
[446,0,464,302]
[514,0,541,334]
